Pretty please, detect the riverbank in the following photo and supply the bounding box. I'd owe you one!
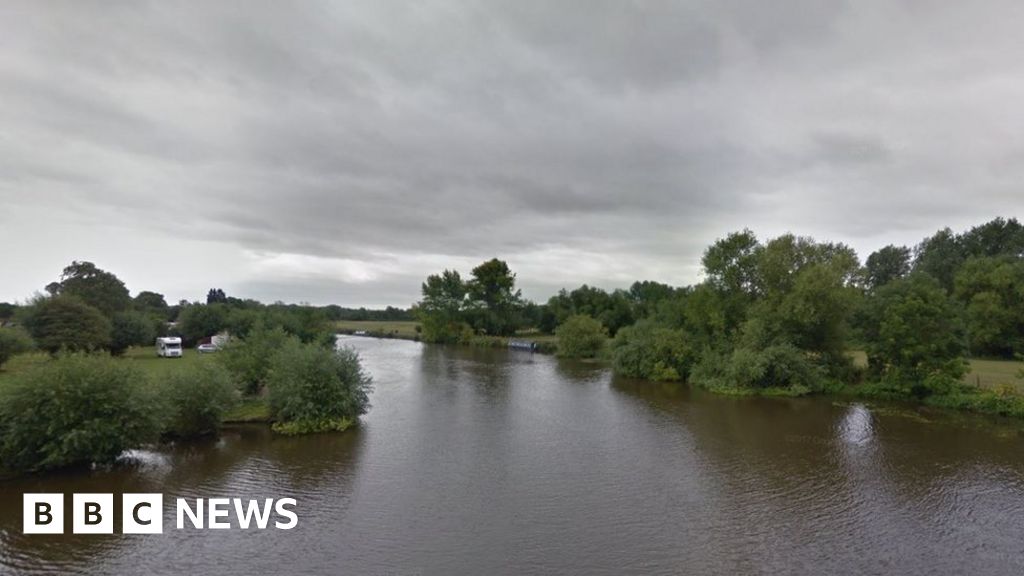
[335,320,560,353]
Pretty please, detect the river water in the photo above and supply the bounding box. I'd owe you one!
[2,336,1023,575]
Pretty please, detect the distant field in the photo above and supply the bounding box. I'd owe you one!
[334,320,562,344]
[848,350,1024,392]
[335,320,421,338]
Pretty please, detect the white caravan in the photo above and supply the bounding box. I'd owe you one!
[156,336,183,358]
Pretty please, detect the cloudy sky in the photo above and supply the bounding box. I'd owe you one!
[1,1,1022,307]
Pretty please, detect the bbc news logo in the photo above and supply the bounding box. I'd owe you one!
[23,494,298,534]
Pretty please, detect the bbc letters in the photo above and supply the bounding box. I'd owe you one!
[23,494,298,534]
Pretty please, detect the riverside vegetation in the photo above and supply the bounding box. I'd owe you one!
[2,218,1024,474]
[413,218,1024,418]
[0,264,372,475]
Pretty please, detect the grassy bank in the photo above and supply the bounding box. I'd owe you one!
[335,320,421,340]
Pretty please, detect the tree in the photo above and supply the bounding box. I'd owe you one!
[913,228,964,292]
[555,315,607,358]
[959,217,1024,259]
[628,281,677,319]
[109,310,158,355]
[953,256,1024,358]
[23,296,112,353]
[134,290,170,320]
[864,245,911,290]
[177,304,229,345]
[52,261,131,316]
[206,288,228,304]
[859,274,968,393]
[416,269,469,343]
[466,258,523,335]
[701,230,762,337]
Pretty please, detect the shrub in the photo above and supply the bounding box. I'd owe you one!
[0,327,34,369]
[610,321,693,381]
[23,296,112,353]
[159,362,238,437]
[220,324,299,395]
[555,314,607,358]
[267,342,371,435]
[0,354,162,472]
[719,343,823,392]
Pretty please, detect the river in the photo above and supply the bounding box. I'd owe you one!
[2,336,1023,575]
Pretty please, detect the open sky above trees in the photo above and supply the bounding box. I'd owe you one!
[2,1,1023,307]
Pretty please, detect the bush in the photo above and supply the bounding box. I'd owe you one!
[555,315,607,358]
[23,296,112,353]
[220,324,299,395]
[718,343,823,392]
[610,321,693,381]
[0,354,162,472]
[0,327,33,369]
[159,362,238,437]
[110,310,157,355]
[267,342,371,435]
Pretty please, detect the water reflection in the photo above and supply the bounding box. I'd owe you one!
[837,404,874,447]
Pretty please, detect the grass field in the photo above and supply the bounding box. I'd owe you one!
[848,350,1024,392]
[0,346,217,384]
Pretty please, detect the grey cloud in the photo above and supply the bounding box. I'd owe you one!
[1,0,1022,306]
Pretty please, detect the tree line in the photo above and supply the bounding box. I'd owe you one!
[0,262,413,365]
[415,218,1024,410]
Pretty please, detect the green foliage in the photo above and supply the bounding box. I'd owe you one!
[611,321,693,381]
[0,302,17,322]
[0,354,162,472]
[177,303,229,345]
[0,327,34,369]
[23,296,112,353]
[466,258,524,336]
[159,362,237,437]
[864,244,911,290]
[953,256,1024,357]
[858,274,968,393]
[544,285,635,336]
[555,314,607,358]
[52,261,131,317]
[267,342,372,435]
[417,259,526,339]
[220,323,299,395]
[703,343,823,393]
[109,310,158,355]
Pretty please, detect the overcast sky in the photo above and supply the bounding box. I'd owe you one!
[1,1,1022,307]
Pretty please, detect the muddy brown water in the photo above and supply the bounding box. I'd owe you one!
[2,336,1023,575]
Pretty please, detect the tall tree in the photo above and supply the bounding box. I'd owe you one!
[417,270,469,343]
[53,261,131,316]
[913,228,964,292]
[206,288,228,304]
[466,258,523,336]
[864,245,911,290]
